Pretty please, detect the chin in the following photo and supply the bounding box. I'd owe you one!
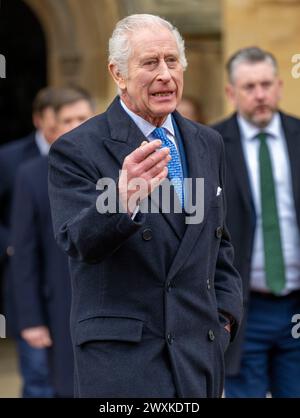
[253,113,273,128]
[154,104,176,116]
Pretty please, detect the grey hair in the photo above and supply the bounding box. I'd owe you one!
[108,14,188,77]
[226,46,278,84]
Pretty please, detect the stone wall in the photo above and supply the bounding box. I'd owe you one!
[222,0,300,118]
[22,0,300,121]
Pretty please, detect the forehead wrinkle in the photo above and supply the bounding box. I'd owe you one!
[233,62,277,85]
[130,28,178,50]
[139,49,179,60]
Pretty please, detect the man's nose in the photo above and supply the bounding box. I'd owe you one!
[254,85,266,100]
[157,61,172,82]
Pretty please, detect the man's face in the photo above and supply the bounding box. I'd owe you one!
[56,100,94,137]
[33,107,57,144]
[226,61,282,128]
[109,27,184,126]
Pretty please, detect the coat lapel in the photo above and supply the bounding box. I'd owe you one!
[280,112,300,224]
[222,114,254,216]
[104,97,146,160]
[165,113,211,281]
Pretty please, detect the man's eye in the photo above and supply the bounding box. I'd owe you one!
[166,57,177,67]
[144,60,157,67]
[262,81,272,88]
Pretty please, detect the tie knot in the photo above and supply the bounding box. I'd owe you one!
[257,132,267,142]
[152,127,168,142]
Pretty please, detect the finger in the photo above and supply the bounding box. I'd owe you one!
[149,167,168,192]
[129,140,162,164]
[140,141,148,147]
[35,335,50,348]
[35,338,44,348]
[157,166,169,182]
[137,147,170,174]
[27,337,41,348]
[145,154,171,180]
[43,335,53,347]
[40,329,52,347]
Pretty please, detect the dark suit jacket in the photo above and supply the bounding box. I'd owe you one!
[212,111,300,375]
[10,156,73,397]
[48,97,243,398]
[0,132,39,261]
[0,133,40,327]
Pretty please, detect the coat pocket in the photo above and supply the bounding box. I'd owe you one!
[75,315,144,345]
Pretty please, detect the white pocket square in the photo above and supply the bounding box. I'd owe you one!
[216,186,222,196]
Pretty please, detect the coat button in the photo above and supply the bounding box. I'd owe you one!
[207,279,211,290]
[208,329,215,341]
[142,228,152,241]
[215,226,223,239]
[167,333,174,345]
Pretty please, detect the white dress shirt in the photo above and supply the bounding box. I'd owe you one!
[120,99,179,150]
[35,130,50,155]
[238,113,300,294]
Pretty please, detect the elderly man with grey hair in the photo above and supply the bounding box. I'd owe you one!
[48,14,242,398]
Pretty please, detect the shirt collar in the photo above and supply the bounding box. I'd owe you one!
[35,130,50,155]
[120,98,175,139]
[237,112,281,141]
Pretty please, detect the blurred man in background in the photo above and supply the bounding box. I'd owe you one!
[0,87,58,397]
[54,87,95,135]
[10,87,95,397]
[213,47,300,397]
[0,87,57,304]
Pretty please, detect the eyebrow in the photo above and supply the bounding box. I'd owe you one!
[140,49,179,59]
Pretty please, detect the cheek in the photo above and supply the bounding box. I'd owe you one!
[177,78,183,91]
[232,95,242,109]
[271,90,281,104]
[241,96,253,109]
[175,73,183,87]
[128,77,149,96]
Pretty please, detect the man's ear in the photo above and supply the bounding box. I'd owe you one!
[225,83,236,106]
[108,63,126,91]
[32,112,40,130]
[277,78,283,101]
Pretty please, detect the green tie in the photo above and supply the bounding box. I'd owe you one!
[258,132,285,294]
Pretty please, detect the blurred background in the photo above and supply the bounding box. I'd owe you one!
[1,0,300,397]
[1,0,300,146]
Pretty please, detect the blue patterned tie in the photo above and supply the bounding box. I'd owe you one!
[152,127,184,207]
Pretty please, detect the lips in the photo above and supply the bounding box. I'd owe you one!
[255,105,269,111]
